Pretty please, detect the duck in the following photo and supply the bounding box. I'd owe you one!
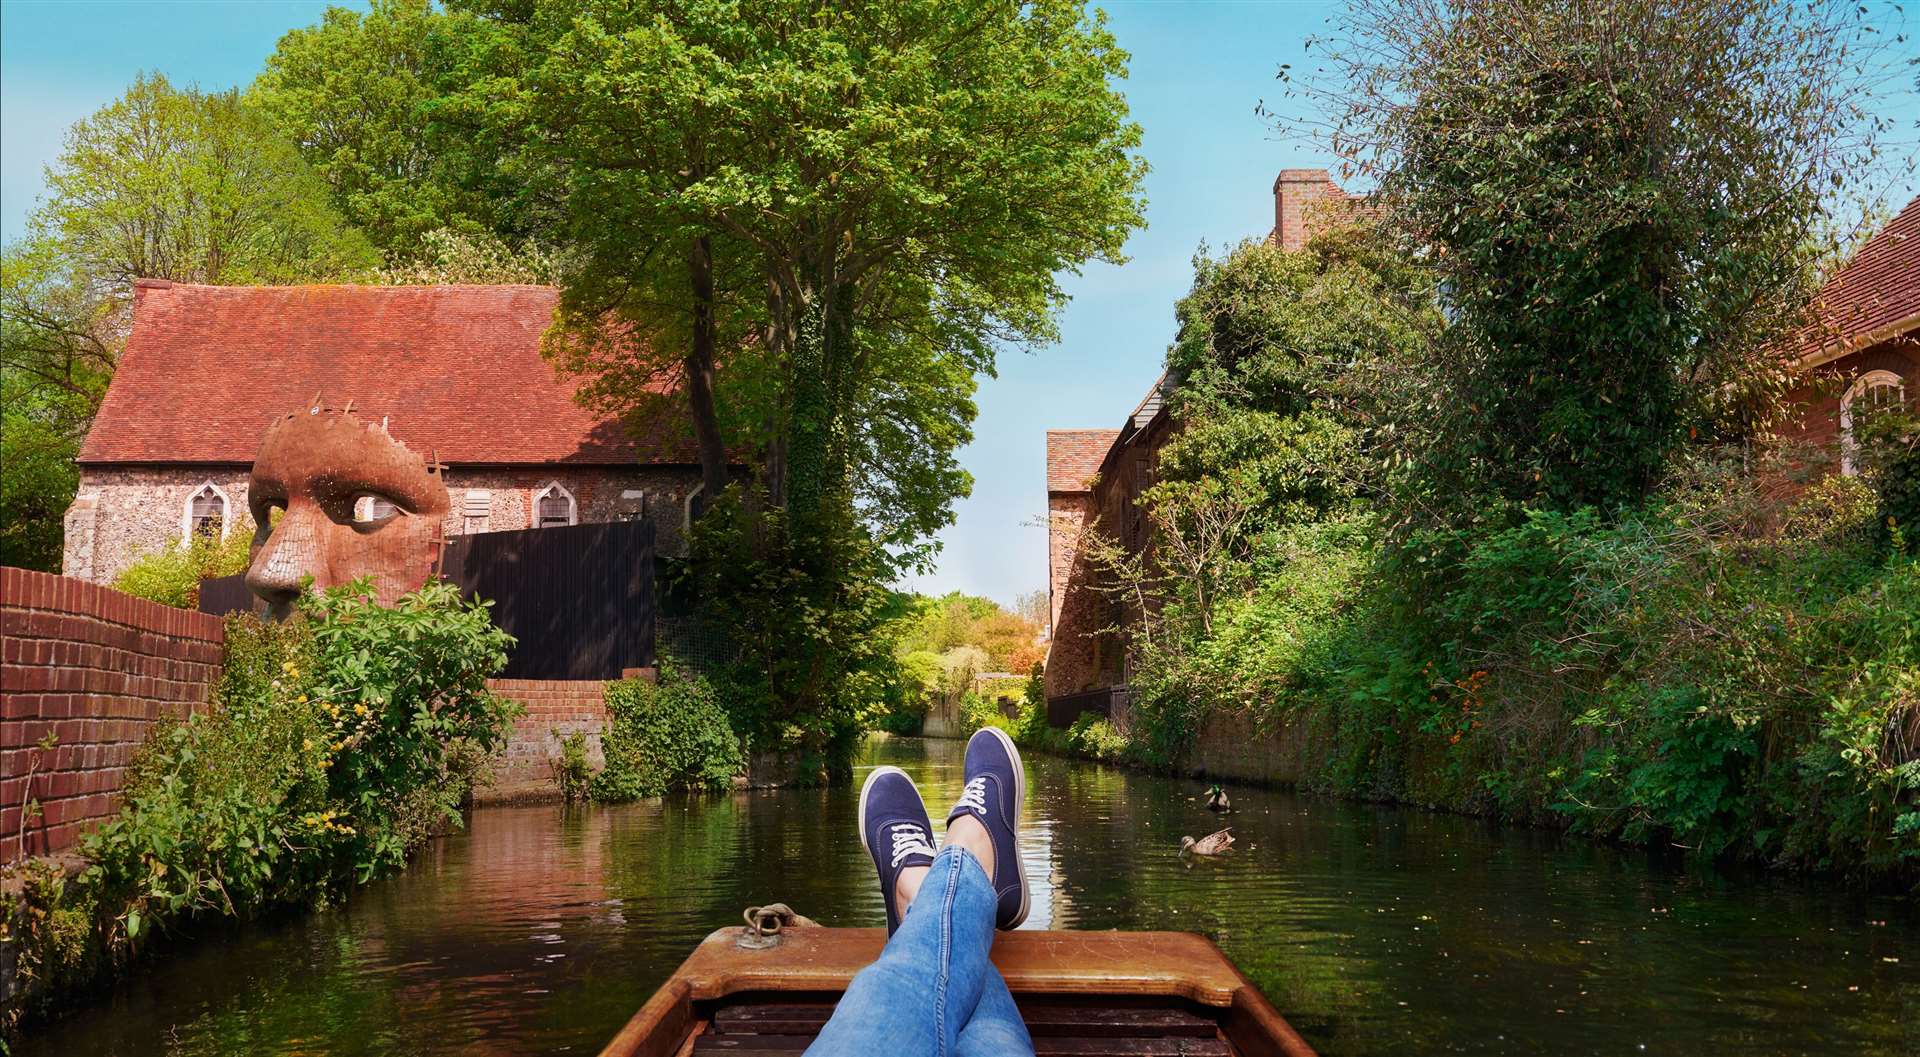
[1205,783,1232,813]
[1180,828,1235,856]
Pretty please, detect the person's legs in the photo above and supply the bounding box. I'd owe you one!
[954,968,1035,1057]
[804,844,1001,1056]
[806,736,1034,1057]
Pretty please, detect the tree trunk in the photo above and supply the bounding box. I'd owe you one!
[686,236,730,503]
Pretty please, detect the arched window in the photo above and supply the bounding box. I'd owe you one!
[1840,370,1907,476]
[182,482,230,542]
[533,481,576,528]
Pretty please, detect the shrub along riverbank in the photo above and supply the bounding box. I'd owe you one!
[2,580,518,1040]
[1019,0,1920,884]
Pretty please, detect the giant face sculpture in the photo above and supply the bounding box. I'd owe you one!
[245,407,450,617]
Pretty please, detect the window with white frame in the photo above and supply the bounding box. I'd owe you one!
[182,482,229,541]
[533,481,577,528]
[1840,370,1907,476]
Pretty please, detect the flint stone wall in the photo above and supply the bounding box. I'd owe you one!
[63,465,705,586]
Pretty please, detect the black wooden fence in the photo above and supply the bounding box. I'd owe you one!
[443,518,655,679]
[1046,685,1131,729]
[200,518,656,680]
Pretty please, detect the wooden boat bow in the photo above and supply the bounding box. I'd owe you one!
[600,927,1317,1057]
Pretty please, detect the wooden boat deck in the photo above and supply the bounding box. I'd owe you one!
[599,928,1316,1057]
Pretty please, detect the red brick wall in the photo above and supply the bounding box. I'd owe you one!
[477,678,609,802]
[1,567,224,856]
[1781,337,1917,462]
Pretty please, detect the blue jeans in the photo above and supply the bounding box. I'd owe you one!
[805,846,1035,1057]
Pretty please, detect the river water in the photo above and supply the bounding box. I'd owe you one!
[20,736,1918,1056]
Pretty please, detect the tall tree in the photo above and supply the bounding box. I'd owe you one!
[40,72,376,287]
[250,0,511,257]
[1,74,376,568]
[1279,0,1895,516]
[453,0,1147,555]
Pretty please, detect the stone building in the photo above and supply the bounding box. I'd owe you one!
[1780,194,1918,473]
[65,280,713,584]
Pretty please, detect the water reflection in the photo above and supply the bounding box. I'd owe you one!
[19,736,1918,1056]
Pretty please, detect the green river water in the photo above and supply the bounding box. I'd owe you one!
[18,735,1918,1056]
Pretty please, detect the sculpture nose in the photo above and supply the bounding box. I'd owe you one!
[247,505,322,617]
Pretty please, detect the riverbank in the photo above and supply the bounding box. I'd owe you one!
[15,736,1917,1057]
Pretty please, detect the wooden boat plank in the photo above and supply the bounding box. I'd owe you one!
[599,929,1315,1057]
[712,1001,1218,1038]
[665,928,1245,1008]
[692,1036,1233,1056]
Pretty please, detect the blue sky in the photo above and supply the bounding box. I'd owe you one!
[5,1,1917,608]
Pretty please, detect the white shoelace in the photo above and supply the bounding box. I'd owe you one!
[888,822,936,868]
[954,776,990,818]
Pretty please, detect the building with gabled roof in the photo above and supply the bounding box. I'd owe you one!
[1782,194,1919,474]
[64,280,714,583]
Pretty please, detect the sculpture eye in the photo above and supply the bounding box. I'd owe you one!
[351,493,403,525]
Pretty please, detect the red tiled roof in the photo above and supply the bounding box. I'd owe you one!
[1046,429,1120,493]
[78,281,699,466]
[1799,195,1920,363]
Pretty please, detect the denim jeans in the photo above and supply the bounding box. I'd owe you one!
[805,846,1035,1057]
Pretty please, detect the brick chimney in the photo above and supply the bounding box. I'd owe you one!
[1270,169,1339,252]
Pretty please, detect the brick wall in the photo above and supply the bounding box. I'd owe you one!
[1,567,224,856]
[477,678,610,803]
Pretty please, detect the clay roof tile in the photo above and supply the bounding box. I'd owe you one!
[78,282,698,467]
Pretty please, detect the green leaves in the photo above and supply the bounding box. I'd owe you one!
[1299,0,1886,519]
[42,72,376,287]
[589,670,744,801]
[74,581,516,966]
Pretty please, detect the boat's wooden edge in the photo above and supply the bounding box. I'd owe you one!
[599,974,695,1057]
[1223,963,1318,1057]
[598,928,1312,1057]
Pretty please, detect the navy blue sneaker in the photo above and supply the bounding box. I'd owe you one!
[859,765,938,935]
[946,727,1029,930]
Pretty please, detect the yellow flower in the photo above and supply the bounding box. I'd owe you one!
[297,694,308,704]
[302,739,313,751]
[354,703,370,717]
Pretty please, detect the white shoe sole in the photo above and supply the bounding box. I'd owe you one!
[973,726,1029,929]
[858,764,914,861]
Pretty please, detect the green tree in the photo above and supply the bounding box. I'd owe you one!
[1155,231,1436,545]
[2,74,377,568]
[40,72,376,286]
[0,242,114,570]
[446,0,1145,758]
[452,0,1146,548]
[1286,0,1893,516]
[251,0,507,257]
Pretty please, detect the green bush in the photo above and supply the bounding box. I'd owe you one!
[959,689,1016,736]
[553,731,591,803]
[83,579,517,935]
[590,670,745,801]
[1064,715,1128,763]
[873,649,941,735]
[1015,662,1051,744]
[5,579,517,1035]
[111,518,255,609]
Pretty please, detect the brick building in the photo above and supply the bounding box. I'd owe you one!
[1042,174,1916,717]
[65,280,712,584]
[1041,169,1366,710]
[1043,378,1173,707]
[1781,194,1919,473]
